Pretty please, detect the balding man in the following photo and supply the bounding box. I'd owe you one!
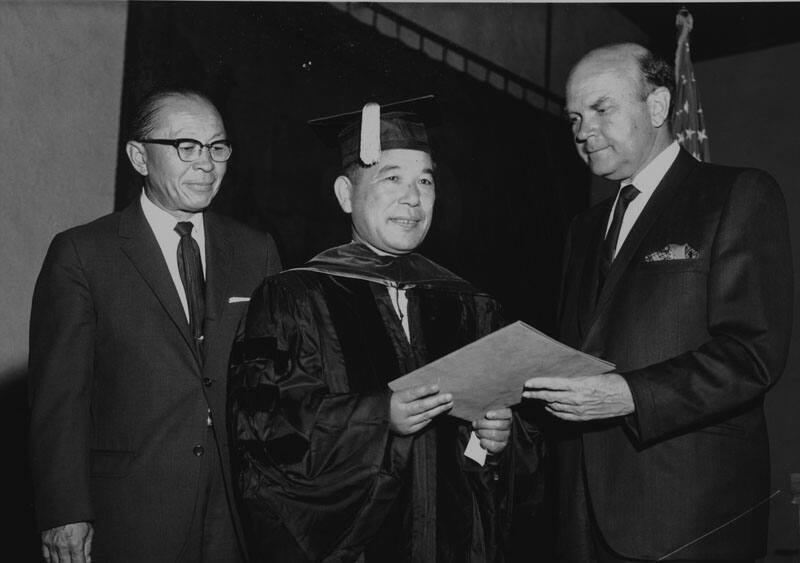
[29,88,281,562]
[524,44,792,562]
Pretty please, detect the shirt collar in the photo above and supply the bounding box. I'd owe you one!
[139,189,204,239]
[623,141,680,196]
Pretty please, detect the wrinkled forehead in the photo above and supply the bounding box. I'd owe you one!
[350,148,434,184]
[374,148,433,174]
[567,53,642,104]
[151,94,225,134]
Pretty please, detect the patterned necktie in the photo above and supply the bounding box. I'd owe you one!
[174,221,205,351]
[599,184,640,288]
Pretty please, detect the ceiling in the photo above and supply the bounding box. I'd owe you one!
[613,3,800,61]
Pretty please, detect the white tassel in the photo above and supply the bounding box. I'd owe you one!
[359,102,381,166]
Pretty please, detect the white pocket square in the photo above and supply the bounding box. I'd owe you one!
[228,297,251,303]
[644,243,700,262]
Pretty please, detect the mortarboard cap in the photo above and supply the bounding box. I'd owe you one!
[308,95,440,168]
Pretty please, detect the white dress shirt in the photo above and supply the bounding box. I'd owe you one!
[605,141,680,258]
[387,284,410,342]
[140,191,206,322]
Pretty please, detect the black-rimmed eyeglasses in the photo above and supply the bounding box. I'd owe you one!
[137,138,233,162]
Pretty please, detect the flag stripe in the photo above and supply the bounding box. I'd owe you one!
[672,10,710,162]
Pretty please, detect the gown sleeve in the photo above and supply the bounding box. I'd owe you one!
[228,272,405,561]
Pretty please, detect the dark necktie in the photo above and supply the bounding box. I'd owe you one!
[599,184,640,288]
[174,221,206,351]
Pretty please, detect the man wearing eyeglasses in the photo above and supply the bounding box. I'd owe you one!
[29,88,282,562]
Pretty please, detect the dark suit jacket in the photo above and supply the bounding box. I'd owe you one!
[28,200,281,561]
[557,149,793,560]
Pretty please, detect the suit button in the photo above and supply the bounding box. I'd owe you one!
[202,378,213,387]
[193,445,204,457]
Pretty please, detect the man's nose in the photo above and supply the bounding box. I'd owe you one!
[398,181,421,205]
[193,146,215,171]
[574,118,594,142]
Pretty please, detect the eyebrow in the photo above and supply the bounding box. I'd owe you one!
[376,164,435,176]
[589,96,611,110]
[173,137,230,143]
[376,164,400,175]
[169,129,227,142]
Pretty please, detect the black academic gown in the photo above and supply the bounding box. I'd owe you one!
[229,243,544,562]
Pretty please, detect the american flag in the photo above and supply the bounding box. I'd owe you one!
[671,8,710,162]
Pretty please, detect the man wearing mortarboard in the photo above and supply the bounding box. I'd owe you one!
[228,96,545,562]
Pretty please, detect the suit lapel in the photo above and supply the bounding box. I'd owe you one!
[584,150,698,345]
[576,206,611,338]
[202,213,233,348]
[118,201,201,365]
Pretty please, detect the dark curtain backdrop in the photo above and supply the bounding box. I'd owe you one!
[115,1,590,336]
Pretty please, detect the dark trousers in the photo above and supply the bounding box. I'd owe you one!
[567,449,754,563]
[178,427,244,563]
[592,526,753,563]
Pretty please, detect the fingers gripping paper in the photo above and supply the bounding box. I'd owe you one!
[389,321,615,421]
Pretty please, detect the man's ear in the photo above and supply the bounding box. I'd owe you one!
[647,86,671,128]
[333,175,353,214]
[126,141,149,176]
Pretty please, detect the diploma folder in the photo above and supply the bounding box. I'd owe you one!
[388,321,615,422]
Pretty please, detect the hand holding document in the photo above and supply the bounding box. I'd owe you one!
[388,321,615,422]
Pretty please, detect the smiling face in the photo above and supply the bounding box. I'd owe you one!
[126,94,227,219]
[334,149,435,256]
[565,45,671,182]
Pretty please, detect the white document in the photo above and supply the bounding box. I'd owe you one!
[389,321,615,421]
